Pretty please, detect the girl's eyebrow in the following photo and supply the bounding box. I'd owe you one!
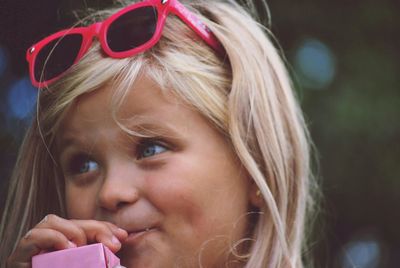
[117,115,185,140]
[120,124,186,148]
[57,118,184,153]
[57,135,93,158]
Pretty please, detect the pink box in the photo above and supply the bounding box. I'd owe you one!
[32,243,120,268]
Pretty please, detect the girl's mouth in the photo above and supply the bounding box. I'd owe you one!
[124,227,157,245]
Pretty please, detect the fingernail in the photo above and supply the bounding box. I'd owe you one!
[111,236,121,245]
[24,230,32,239]
[117,228,128,237]
[67,241,77,248]
[39,216,48,224]
[117,228,126,233]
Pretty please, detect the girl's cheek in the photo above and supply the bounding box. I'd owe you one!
[148,178,207,230]
[65,185,98,219]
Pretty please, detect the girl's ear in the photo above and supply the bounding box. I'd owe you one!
[249,181,264,208]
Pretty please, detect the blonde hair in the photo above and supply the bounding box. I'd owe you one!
[0,0,315,267]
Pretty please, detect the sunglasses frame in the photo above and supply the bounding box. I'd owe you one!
[26,0,221,88]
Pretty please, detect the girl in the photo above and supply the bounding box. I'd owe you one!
[0,0,315,267]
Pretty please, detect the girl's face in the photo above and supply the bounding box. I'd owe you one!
[58,77,252,267]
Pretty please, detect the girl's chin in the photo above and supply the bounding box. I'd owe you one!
[119,253,174,268]
[118,231,172,268]
[119,250,159,268]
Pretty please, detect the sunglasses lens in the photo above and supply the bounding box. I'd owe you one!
[34,33,83,83]
[107,6,158,52]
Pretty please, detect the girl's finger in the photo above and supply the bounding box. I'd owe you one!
[70,219,128,252]
[102,221,128,241]
[35,215,127,252]
[8,228,75,263]
[35,215,128,247]
[34,214,87,246]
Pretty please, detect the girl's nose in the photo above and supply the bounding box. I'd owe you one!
[97,166,140,211]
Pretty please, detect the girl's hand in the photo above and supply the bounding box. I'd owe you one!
[6,214,128,268]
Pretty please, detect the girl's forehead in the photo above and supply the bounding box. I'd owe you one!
[75,77,171,113]
[57,77,206,142]
[63,78,175,125]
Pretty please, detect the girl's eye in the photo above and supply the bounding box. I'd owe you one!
[138,141,168,159]
[68,155,99,175]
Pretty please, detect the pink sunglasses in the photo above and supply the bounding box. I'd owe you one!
[26,0,221,89]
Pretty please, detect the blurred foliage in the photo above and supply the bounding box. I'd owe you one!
[0,0,399,266]
[267,0,400,266]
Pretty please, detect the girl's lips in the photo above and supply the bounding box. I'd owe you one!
[124,227,157,245]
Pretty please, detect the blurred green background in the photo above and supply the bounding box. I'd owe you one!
[0,0,399,267]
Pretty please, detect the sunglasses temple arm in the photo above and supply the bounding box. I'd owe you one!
[170,1,223,53]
